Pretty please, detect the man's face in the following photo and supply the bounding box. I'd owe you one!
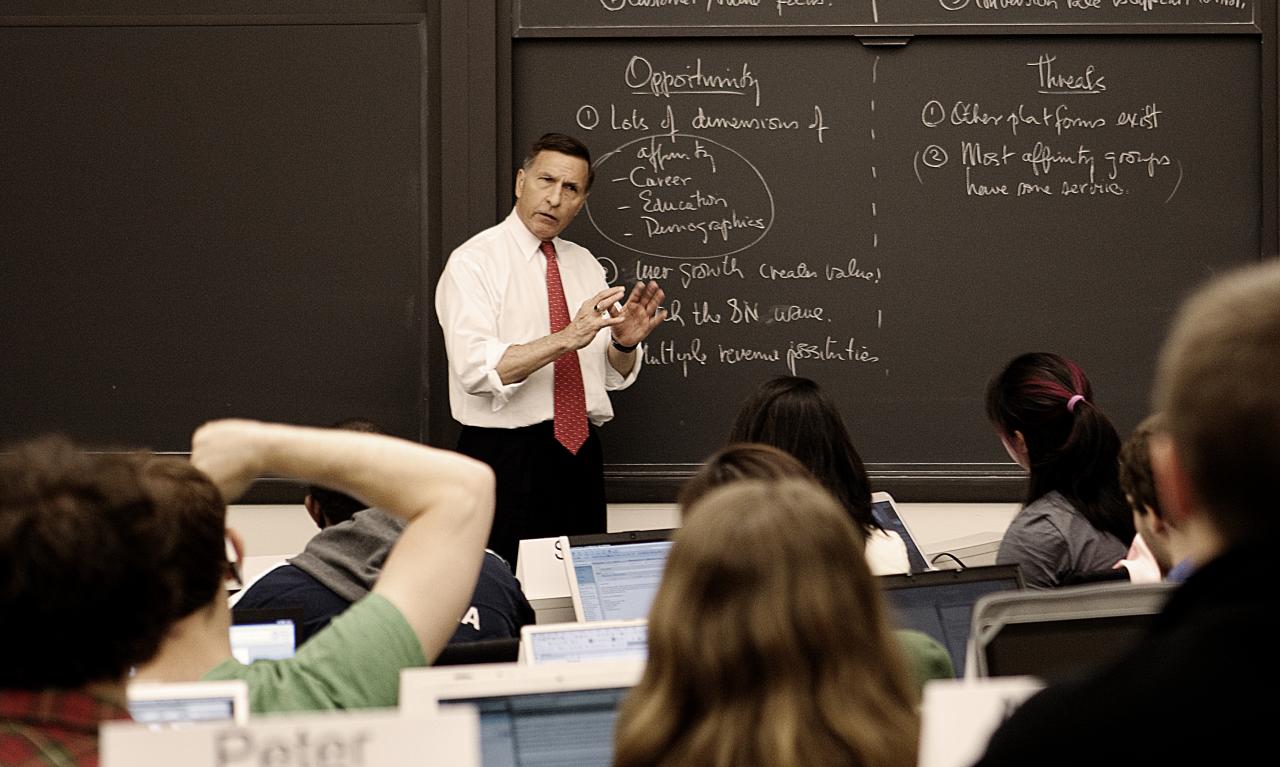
[514,150,590,242]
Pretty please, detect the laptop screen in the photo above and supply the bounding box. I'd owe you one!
[870,497,930,574]
[128,695,238,725]
[569,539,673,622]
[230,609,301,663]
[525,622,649,665]
[984,613,1156,683]
[880,565,1023,676]
[126,681,247,726]
[443,687,630,767]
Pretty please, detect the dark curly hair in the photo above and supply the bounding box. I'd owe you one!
[0,437,188,688]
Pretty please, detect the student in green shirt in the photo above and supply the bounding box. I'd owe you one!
[133,420,494,713]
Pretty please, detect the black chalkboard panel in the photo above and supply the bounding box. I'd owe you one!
[0,20,427,451]
[513,34,1260,476]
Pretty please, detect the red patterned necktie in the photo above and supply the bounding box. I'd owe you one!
[541,240,589,455]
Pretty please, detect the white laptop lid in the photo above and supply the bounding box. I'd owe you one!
[400,660,643,767]
[520,619,649,665]
[126,680,249,726]
[400,660,645,717]
[102,708,478,767]
[559,530,675,622]
[870,491,932,573]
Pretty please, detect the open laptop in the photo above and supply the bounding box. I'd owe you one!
[879,564,1024,677]
[560,529,676,622]
[520,619,649,665]
[870,491,931,574]
[400,660,644,767]
[229,607,302,664]
[970,581,1175,683]
[126,680,249,726]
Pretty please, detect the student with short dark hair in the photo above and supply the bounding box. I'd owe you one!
[975,261,1280,765]
[614,479,919,767]
[986,352,1133,588]
[1115,413,1186,581]
[234,421,533,646]
[0,439,182,765]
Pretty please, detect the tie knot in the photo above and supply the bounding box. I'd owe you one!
[540,240,557,260]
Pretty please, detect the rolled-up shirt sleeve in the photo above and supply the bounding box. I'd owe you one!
[603,342,642,391]
[436,253,524,410]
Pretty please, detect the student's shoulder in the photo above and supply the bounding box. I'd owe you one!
[1010,493,1075,537]
[234,564,342,610]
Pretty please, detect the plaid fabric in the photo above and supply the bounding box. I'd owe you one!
[0,689,129,767]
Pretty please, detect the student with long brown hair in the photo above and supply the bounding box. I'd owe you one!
[729,376,910,573]
[675,443,951,690]
[613,477,919,767]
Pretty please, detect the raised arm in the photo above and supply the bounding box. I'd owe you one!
[191,420,495,661]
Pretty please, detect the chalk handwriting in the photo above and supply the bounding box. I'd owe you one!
[626,56,762,107]
[786,337,882,375]
[1030,54,1106,95]
[643,337,708,378]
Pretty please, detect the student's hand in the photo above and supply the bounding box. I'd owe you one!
[190,419,271,502]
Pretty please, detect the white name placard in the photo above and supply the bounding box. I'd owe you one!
[102,708,478,767]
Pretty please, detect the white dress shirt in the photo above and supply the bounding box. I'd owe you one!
[435,209,641,428]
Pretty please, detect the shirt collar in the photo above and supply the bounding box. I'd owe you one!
[503,208,554,262]
[0,688,131,732]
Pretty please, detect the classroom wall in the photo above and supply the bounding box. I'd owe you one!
[229,502,1020,560]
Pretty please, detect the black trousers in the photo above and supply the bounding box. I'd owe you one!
[458,421,607,568]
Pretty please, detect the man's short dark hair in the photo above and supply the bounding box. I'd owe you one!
[1155,260,1280,545]
[307,419,381,526]
[0,437,180,689]
[142,455,227,620]
[522,132,594,191]
[1118,413,1164,520]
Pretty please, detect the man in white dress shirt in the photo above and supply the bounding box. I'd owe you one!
[435,132,666,566]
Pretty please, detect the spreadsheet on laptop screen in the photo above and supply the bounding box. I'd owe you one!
[572,541,672,621]
[443,688,630,767]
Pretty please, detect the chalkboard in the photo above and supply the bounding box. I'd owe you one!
[512,28,1265,492]
[0,11,430,453]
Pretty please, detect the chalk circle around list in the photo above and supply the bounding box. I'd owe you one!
[586,133,775,262]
